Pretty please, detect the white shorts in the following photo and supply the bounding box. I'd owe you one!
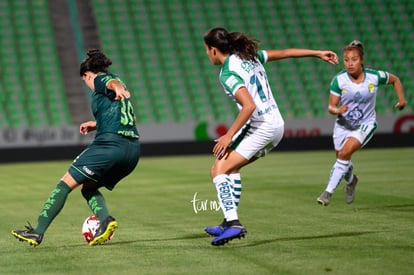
[332,121,378,151]
[231,124,284,160]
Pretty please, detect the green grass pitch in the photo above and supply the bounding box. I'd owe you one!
[1,147,413,274]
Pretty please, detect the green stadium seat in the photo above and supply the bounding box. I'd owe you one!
[0,0,70,128]
[85,0,414,123]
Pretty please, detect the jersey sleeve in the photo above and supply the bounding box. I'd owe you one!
[330,76,341,96]
[257,50,268,64]
[376,70,389,85]
[94,74,117,99]
[219,70,245,96]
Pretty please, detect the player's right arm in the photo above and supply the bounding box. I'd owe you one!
[328,94,348,115]
[213,86,256,159]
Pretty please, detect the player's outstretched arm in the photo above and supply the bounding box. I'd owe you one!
[265,49,338,64]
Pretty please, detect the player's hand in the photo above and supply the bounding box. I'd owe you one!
[329,104,348,115]
[338,105,349,114]
[115,89,131,100]
[80,121,97,135]
[213,135,232,159]
[395,100,406,110]
[319,51,339,65]
[107,80,131,100]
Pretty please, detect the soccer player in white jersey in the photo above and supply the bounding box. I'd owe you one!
[203,27,339,245]
[317,40,406,206]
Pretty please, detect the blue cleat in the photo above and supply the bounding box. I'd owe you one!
[211,220,247,246]
[205,219,227,236]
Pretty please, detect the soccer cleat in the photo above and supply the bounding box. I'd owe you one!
[317,191,333,206]
[89,216,118,246]
[11,223,43,247]
[211,220,247,246]
[346,174,358,204]
[205,219,227,236]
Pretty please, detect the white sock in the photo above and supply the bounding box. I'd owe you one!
[213,174,238,221]
[344,161,354,184]
[326,159,350,193]
[229,173,242,209]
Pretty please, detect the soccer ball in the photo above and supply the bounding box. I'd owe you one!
[82,215,114,243]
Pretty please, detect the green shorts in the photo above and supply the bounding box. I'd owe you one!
[68,133,140,190]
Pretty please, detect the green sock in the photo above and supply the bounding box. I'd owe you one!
[81,188,110,221]
[35,181,72,234]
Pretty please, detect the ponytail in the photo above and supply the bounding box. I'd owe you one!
[204,27,259,62]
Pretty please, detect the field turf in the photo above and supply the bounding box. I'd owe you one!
[1,147,413,274]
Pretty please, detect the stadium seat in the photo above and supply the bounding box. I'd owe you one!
[0,0,70,128]
[1,0,412,129]
[85,0,413,122]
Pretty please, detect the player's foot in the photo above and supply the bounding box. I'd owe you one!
[205,219,227,236]
[211,220,247,246]
[346,174,358,204]
[317,191,332,206]
[89,216,118,246]
[11,223,43,247]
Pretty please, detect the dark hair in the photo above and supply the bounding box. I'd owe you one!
[344,40,364,59]
[203,27,259,62]
[79,49,112,76]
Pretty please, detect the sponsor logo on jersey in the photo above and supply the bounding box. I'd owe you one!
[225,75,239,89]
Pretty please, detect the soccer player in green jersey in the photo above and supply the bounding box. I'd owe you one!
[12,49,141,246]
[317,41,406,206]
[203,27,339,245]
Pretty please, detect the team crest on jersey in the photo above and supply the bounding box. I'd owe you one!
[368,83,375,93]
[341,88,347,94]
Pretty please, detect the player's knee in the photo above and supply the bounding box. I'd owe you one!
[210,163,228,178]
[338,139,360,160]
[337,149,352,160]
[210,165,218,179]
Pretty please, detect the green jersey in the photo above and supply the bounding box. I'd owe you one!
[92,73,139,139]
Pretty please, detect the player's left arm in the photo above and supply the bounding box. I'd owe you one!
[106,79,131,100]
[265,49,338,64]
[80,121,97,135]
[387,73,406,110]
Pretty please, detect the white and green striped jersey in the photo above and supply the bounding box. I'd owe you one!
[330,68,389,129]
[218,50,284,128]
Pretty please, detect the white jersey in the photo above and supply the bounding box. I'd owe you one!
[218,50,284,129]
[330,68,389,129]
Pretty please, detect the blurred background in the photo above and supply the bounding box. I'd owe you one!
[0,0,412,161]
